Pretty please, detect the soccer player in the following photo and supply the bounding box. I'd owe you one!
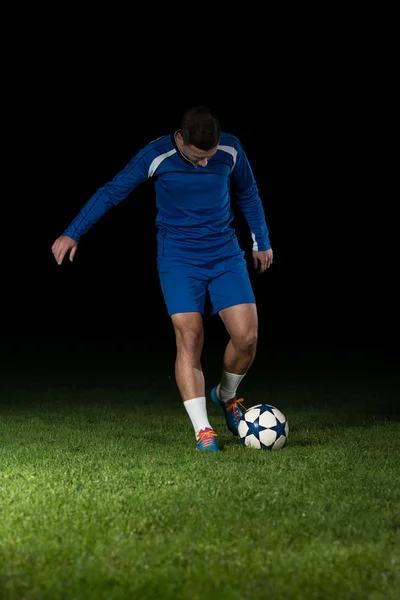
[51,106,273,452]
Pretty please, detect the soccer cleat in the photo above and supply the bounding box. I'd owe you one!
[196,428,219,452]
[211,387,246,437]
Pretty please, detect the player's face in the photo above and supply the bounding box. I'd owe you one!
[177,132,218,167]
[182,144,218,167]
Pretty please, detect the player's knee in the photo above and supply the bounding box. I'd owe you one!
[245,331,258,355]
[176,329,203,356]
[234,329,258,355]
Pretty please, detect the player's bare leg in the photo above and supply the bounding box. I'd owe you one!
[171,312,205,400]
[218,302,258,376]
[211,303,258,435]
[171,312,218,451]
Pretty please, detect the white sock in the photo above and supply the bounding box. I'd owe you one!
[184,397,213,436]
[217,371,246,403]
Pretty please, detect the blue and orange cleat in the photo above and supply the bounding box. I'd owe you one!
[196,428,219,452]
[211,387,246,436]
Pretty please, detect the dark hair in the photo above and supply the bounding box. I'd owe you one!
[180,106,220,150]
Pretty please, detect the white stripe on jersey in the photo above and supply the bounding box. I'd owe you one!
[218,145,238,169]
[148,149,177,178]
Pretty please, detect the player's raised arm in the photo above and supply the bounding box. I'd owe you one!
[51,142,154,265]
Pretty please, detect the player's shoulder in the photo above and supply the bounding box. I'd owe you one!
[141,133,174,154]
[129,133,177,176]
[217,132,245,165]
[146,133,174,148]
[219,131,240,145]
[219,132,243,149]
[133,133,175,164]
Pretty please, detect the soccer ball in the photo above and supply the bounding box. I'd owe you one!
[238,404,289,450]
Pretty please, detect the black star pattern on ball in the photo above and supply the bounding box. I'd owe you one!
[258,404,275,416]
[246,417,268,440]
[257,405,287,440]
[270,418,287,439]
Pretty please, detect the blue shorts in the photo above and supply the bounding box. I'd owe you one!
[158,254,256,316]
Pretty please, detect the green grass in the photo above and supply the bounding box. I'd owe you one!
[0,333,399,599]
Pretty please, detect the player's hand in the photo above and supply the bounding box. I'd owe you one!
[253,248,273,273]
[51,235,78,265]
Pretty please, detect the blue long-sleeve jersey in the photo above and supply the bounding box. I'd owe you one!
[63,131,271,265]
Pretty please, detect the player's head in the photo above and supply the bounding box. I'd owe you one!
[181,105,220,150]
[178,106,220,167]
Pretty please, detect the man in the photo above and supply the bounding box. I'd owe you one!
[51,106,273,452]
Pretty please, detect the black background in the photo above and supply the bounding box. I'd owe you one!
[4,34,398,359]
